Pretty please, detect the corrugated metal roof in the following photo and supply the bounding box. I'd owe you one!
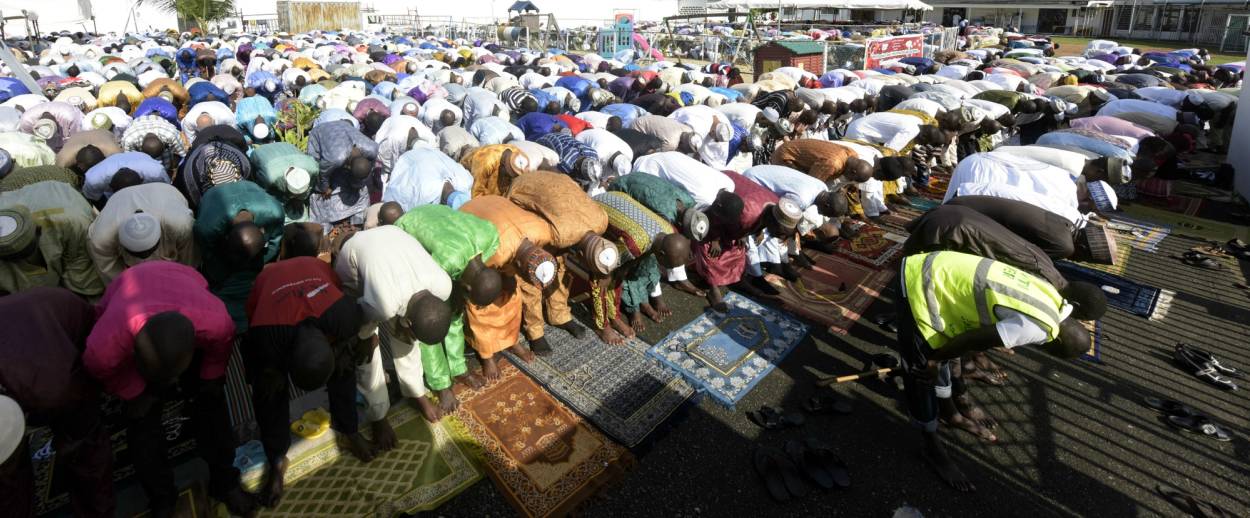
[759,40,825,54]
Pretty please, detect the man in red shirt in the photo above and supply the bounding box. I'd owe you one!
[244,251,373,508]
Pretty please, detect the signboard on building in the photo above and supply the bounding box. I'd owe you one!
[863,34,923,69]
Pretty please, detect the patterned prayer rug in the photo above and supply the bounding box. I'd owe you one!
[239,405,482,517]
[447,361,633,518]
[1105,215,1171,253]
[1057,262,1173,321]
[834,222,907,267]
[647,292,809,408]
[765,250,895,335]
[505,327,694,447]
[1121,204,1250,243]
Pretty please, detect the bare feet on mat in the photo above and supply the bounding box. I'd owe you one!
[707,285,728,313]
[595,325,624,345]
[650,296,673,319]
[341,431,376,463]
[509,342,537,362]
[973,352,1009,378]
[628,310,647,332]
[436,387,459,413]
[555,320,587,339]
[610,316,635,339]
[920,435,975,492]
[412,396,443,423]
[954,394,998,430]
[670,279,705,297]
[372,419,399,451]
[260,457,288,508]
[482,356,503,379]
[941,412,997,443]
[455,371,485,390]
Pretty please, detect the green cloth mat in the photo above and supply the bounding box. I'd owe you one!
[247,405,483,517]
[1120,204,1250,244]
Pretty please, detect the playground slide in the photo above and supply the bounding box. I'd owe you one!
[632,33,664,61]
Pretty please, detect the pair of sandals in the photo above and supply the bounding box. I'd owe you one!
[753,439,851,502]
[1174,343,1241,391]
[1145,396,1232,442]
[1156,484,1232,518]
[748,393,853,430]
[1181,250,1224,271]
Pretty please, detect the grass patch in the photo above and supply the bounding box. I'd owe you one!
[1050,36,1245,65]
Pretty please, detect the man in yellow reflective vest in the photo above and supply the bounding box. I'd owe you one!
[895,251,1106,492]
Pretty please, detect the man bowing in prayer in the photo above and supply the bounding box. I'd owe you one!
[194,181,286,332]
[608,171,710,298]
[0,181,104,297]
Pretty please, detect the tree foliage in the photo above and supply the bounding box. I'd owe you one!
[147,0,235,33]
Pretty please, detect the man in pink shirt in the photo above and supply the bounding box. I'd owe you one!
[85,260,256,518]
[1069,115,1156,140]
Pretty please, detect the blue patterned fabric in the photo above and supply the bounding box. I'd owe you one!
[536,133,596,174]
[648,293,809,408]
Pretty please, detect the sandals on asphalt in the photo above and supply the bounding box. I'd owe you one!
[784,438,851,490]
[753,446,809,502]
[748,406,806,430]
[1174,344,1240,390]
[803,393,853,416]
[1143,397,1201,419]
[1181,251,1224,271]
[1156,484,1231,518]
[1166,414,1233,442]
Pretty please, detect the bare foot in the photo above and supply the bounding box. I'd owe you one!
[670,280,705,297]
[954,394,998,430]
[639,301,663,324]
[454,371,485,390]
[340,431,376,462]
[941,412,997,442]
[555,320,587,339]
[260,458,288,508]
[371,420,398,451]
[707,286,728,312]
[508,343,536,362]
[973,352,1009,379]
[610,316,635,339]
[920,437,975,492]
[481,356,502,379]
[436,387,458,413]
[961,366,1007,386]
[628,310,647,332]
[412,396,443,423]
[650,296,672,319]
[219,486,259,518]
[594,325,624,345]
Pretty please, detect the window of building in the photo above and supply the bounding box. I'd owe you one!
[1159,6,1182,31]
[1134,6,1154,30]
[1116,7,1132,30]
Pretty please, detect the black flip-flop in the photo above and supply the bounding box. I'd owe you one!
[804,393,853,415]
[748,406,805,430]
[1166,414,1232,442]
[1226,238,1250,254]
[1182,251,1224,271]
[1177,343,1243,378]
[1143,397,1200,419]
[1156,484,1231,518]
[803,438,851,489]
[754,446,808,501]
[784,439,834,490]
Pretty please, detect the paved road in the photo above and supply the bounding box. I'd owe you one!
[434,230,1250,517]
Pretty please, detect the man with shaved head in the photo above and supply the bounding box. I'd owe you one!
[85,261,255,518]
[336,225,455,426]
[194,180,286,332]
[394,205,504,412]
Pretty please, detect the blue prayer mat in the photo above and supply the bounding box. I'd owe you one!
[648,293,809,408]
[1057,261,1172,320]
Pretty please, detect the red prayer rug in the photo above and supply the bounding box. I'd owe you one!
[766,251,895,335]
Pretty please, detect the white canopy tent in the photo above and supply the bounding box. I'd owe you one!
[707,0,933,11]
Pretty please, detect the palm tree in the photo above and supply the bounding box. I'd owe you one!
[147,0,235,34]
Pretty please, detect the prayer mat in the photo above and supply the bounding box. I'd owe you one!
[765,250,895,335]
[923,173,950,201]
[647,292,809,408]
[1105,215,1171,253]
[240,405,483,517]
[1120,204,1250,244]
[504,327,695,447]
[1057,262,1173,321]
[447,361,633,518]
[1081,320,1103,364]
[1140,193,1204,216]
[133,483,213,517]
[833,222,906,267]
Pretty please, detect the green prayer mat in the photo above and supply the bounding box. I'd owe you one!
[1120,204,1250,244]
[246,405,483,517]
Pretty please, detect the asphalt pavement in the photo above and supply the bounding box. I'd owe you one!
[433,228,1250,517]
